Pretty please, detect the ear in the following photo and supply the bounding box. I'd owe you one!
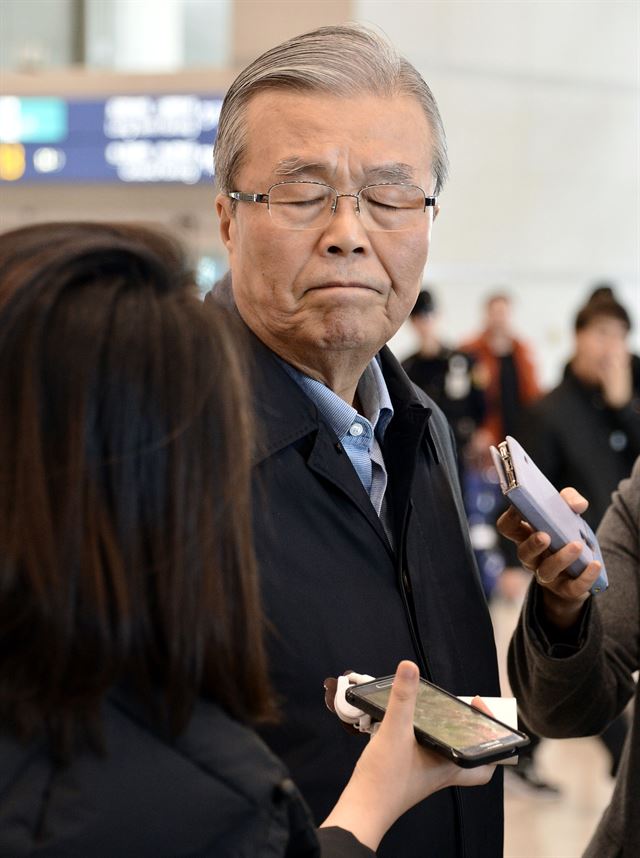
[433,203,441,221]
[215,192,234,251]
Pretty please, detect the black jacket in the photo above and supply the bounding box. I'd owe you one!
[521,364,640,529]
[246,331,502,858]
[402,347,486,452]
[508,458,640,857]
[0,689,372,857]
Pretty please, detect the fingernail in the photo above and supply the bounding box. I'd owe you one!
[396,662,417,681]
[535,534,546,545]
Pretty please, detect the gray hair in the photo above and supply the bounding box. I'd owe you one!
[214,24,449,196]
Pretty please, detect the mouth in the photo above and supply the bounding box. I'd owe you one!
[307,281,382,294]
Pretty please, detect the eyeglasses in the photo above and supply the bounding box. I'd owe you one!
[227,181,437,232]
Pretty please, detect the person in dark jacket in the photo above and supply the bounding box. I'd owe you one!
[0,222,494,858]
[521,286,640,532]
[498,459,640,857]
[518,286,640,776]
[212,24,503,858]
[402,289,486,462]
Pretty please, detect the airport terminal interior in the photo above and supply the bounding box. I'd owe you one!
[1,2,638,856]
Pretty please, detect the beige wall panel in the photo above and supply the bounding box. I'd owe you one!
[232,0,353,66]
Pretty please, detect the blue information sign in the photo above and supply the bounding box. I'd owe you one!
[0,95,223,184]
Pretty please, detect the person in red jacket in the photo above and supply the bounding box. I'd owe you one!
[461,294,552,791]
[461,293,541,453]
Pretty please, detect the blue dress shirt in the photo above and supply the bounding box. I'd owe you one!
[280,357,394,524]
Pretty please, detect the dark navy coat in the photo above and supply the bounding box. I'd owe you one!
[0,689,373,857]
[246,331,503,858]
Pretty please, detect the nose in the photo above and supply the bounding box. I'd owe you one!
[320,193,370,256]
[331,193,361,216]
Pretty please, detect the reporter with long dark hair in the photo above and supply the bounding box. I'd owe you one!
[0,222,493,857]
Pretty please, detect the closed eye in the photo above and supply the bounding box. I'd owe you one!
[368,199,402,211]
[273,196,326,207]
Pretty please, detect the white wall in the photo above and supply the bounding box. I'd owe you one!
[0,0,75,68]
[85,0,232,70]
[357,0,640,388]
[2,0,638,391]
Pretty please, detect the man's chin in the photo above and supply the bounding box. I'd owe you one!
[313,323,384,354]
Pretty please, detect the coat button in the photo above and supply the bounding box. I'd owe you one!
[273,777,297,803]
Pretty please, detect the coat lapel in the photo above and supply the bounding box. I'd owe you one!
[378,347,439,547]
[306,426,394,557]
[247,331,394,556]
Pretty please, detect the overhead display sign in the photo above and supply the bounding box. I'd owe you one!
[0,94,223,184]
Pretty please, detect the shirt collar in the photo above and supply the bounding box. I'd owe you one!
[361,357,394,437]
[279,357,394,441]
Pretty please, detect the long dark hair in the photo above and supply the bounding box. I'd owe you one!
[0,222,274,756]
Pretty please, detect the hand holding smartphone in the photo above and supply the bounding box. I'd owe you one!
[321,662,497,851]
[346,675,529,767]
[490,436,608,595]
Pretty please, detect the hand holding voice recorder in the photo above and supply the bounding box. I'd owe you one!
[345,676,530,768]
[490,436,608,595]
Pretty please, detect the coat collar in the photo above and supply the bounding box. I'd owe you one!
[206,277,436,462]
[244,326,436,464]
[205,284,321,463]
[245,330,324,464]
[239,320,445,562]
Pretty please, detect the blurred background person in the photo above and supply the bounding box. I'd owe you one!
[522,285,640,530]
[458,293,542,598]
[461,292,541,453]
[0,222,494,857]
[459,294,561,792]
[402,288,487,472]
[513,284,640,783]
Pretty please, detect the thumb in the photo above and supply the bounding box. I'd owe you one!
[559,486,589,515]
[379,660,420,735]
[470,695,493,716]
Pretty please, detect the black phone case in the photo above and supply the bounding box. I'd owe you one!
[345,677,529,768]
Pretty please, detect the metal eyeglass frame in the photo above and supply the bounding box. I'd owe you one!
[227,180,438,229]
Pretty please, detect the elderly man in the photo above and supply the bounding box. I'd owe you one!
[212,25,501,858]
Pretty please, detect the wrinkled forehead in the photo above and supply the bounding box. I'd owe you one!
[270,155,420,186]
[240,89,435,187]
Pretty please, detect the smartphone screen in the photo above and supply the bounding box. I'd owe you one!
[350,678,528,760]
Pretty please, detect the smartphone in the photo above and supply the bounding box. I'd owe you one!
[345,675,530,767]
[490,435,608,594]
